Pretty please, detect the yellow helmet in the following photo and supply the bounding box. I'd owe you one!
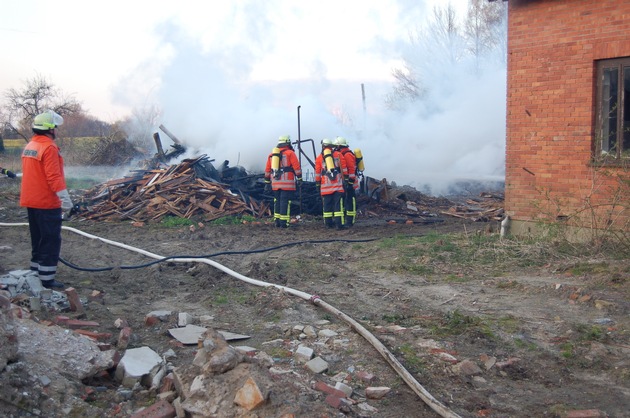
[334,136,348,146]
[33,110,64,130]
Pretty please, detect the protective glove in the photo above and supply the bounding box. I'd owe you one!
[1,169,16,178]
[296,177,303,186]
[264,182,272,193]
[56,189,74,211]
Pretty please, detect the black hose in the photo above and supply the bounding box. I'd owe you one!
[59,237,378,272]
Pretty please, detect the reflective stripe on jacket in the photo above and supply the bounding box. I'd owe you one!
[339,147,359,190]
[20,135,67,209]
[315,147,347,195]
[264,146,302,191]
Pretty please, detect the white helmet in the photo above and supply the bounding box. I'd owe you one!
[321,138,333,147]
[33,110,64,131]
[278,135,291,144]
[334,136,348,146]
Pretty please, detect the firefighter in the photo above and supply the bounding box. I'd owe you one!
[335,136,358,227]
[19,110,73,289]
[0,167,17,178]
[315,138,347,229]
[264,135,302,228]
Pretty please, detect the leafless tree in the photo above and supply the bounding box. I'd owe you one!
[464,0,507,71]
[118,103,162,154]
[2,74,82,142]
[386,4,465,110]
[386,1,507,111]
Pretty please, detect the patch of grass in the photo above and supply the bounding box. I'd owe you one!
[210,215,257,225]
[444,273,469,283]
[430,309,484,336]
[514,338,537,351]
[382,313,406,323]
[397,343,425,372]
[575,324,605,341]
[214,295,229,304]
[390,260,433,275]
[266,347,292,359]
[569,262,611,276]
[560,342,574,359]
[160,216,195,227]
[497,315,520,333]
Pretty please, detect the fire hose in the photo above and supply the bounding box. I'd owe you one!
[0,222,461,418]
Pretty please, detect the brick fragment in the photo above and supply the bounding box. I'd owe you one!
[88,290,105,303]
[66,319,100,329]
[64,287,83,312]
[73,329,112,341]
[129,399,176,418]
[118,327,132,349]
[313,380,347,398]
[355,370,375,383]
[145,315,160,327]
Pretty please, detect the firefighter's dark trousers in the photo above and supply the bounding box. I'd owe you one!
[343,185,356,226]
[273,189,294,227]
[27,207,63,281]
[322,191,344,229]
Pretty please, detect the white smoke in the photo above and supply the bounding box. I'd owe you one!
[112,0,505,196]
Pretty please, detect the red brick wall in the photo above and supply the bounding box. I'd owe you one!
[506,0,630,232]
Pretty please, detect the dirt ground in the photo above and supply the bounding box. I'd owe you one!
[1,175,629,418]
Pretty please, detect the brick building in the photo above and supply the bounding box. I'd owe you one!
[502,0,629,238]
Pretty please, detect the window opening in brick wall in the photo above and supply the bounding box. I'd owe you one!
[596,57,630,160]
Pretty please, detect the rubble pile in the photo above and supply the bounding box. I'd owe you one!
[441,192,505,222]
[79,156,271,223]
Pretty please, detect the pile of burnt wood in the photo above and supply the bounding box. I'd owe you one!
[76,155,322,223]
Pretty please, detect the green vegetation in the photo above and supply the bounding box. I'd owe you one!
[575,324,605,342]
[430,309,484,337]
[160,216,196,228]
[397,343,425,372]
[210,214,257,225]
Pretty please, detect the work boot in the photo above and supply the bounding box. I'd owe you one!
[41,279,65,289]
[275,219,282,228]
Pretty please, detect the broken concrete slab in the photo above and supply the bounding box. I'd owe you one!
[15,317,114,380]
[218,330,250,341]
[168,324,207,345]
[115,346,163,388]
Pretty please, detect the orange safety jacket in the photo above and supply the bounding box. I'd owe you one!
[339,147,359,190]
[20,134,67,209]
[264,146,302,191]
[315,147,347,195]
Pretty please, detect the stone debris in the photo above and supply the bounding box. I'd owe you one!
[0,270,69,311]
[115,346,164,388]
[168,324,207,345]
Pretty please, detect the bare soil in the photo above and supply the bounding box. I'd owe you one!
[0,176,629,418]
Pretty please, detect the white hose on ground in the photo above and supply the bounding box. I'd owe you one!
[1,222,461,418]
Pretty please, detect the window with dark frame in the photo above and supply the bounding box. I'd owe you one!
[596,57,630,160]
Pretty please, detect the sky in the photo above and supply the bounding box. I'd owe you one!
[0,0,506,195]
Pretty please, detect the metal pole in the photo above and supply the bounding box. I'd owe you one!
[297,105,302,213]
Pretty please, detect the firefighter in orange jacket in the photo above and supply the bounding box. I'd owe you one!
[264,135,302,228]
[20,110,73,289]
[335,136,358,227]
[315,138,348,229]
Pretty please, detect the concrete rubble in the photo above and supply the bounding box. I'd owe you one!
[1,269,69,311]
